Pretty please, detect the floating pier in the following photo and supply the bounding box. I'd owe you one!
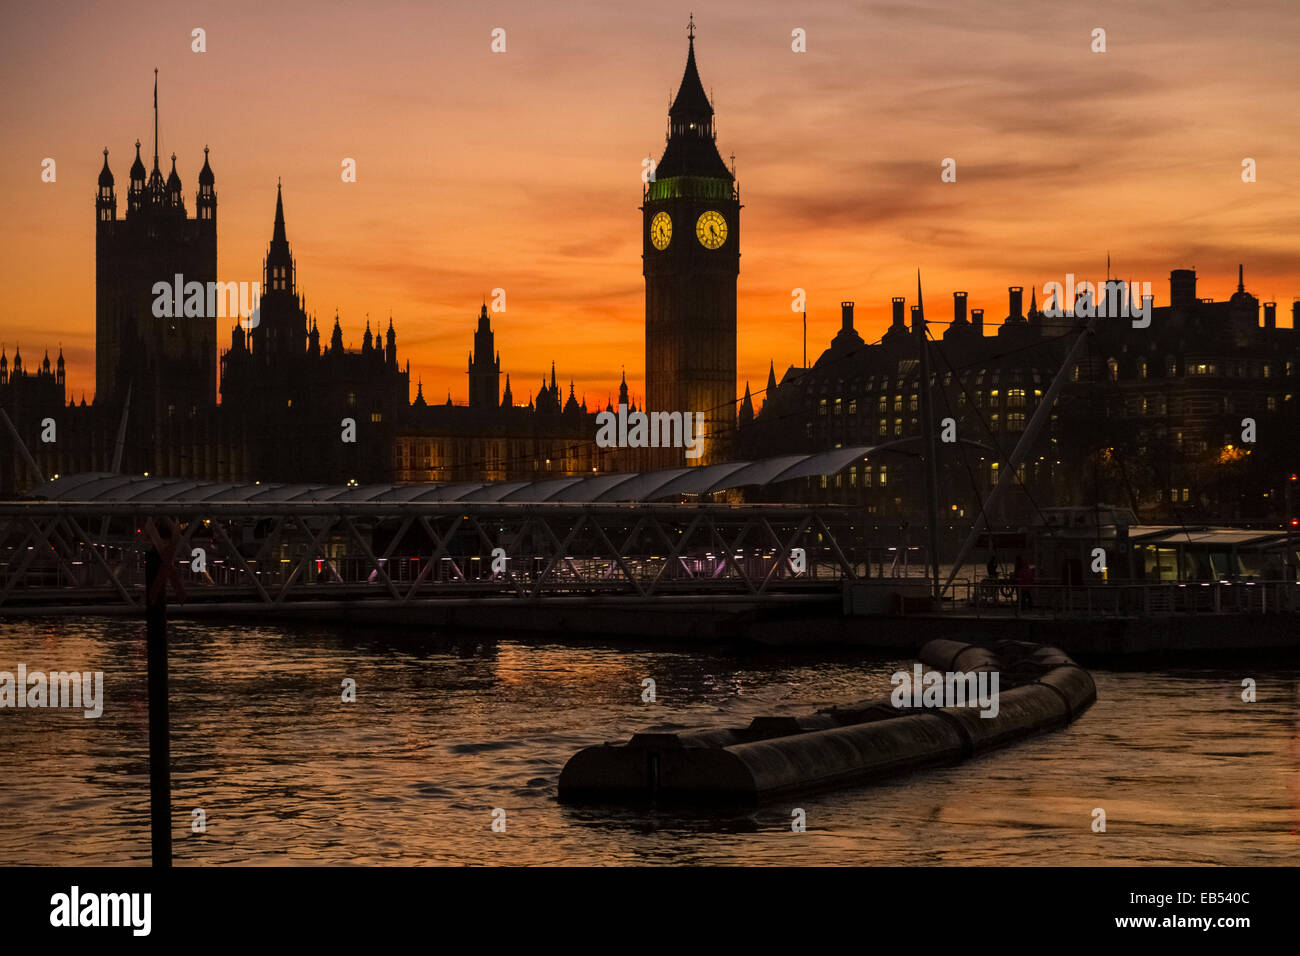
[558,639,1096,804]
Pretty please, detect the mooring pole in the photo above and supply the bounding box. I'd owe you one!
[145,543,173,867]
[916,272,943,601]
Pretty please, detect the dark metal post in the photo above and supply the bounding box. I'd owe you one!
[916,274,943,601]
[145,546,172,867]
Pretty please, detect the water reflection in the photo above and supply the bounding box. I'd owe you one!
[0,617,1296,865]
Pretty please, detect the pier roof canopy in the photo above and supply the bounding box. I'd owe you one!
[26,447,879,505]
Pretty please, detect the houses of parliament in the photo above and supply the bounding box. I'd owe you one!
[3,28,1297,525]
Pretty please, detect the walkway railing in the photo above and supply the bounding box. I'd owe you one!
[955,579,1299,617]
[0,500,876,609]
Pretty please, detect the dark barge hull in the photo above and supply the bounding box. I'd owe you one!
[558,639,1097,805]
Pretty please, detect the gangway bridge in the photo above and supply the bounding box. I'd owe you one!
[0,449,937,636]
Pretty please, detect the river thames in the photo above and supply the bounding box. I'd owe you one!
[1,617,1296,865]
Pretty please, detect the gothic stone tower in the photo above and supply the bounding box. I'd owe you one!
[467,304,501,409]
[95,72,217,411]
[643,21,740,466]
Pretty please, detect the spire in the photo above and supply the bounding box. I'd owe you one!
[129,140,145,183]
[739,381,754,426]
[330,312,343,352]
[273,180,287,243]
[1238,263,1245,293]
[658,16,731,181]
[550,361,557,390]
[98,148,114,188]
[199,145,214,185]
[152,69,159,173]
[766,360,777,393]
[166,152,182,200]
[670,15,712,119]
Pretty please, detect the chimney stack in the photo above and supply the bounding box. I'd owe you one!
[972,308,984,335]
[910,304,923,334]
[841,301,855,332]
[1264,301,1276,330]
[1291,298,1300,328]
[953,291,968,325]
[1008,286,1023,321]
[891,296,906,328]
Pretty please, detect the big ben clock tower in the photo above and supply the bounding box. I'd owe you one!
[643,17,740,467]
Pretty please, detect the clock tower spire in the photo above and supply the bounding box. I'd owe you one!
[643,19,739,466]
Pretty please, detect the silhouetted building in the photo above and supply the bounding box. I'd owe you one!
[643,19,739,466]
[95,73,217,412]
[741,273,1298,523]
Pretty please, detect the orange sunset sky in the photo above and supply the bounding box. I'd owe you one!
[2,0,1299,408]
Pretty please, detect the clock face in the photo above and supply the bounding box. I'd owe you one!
[650,211,672,250]
[696,210,727,249]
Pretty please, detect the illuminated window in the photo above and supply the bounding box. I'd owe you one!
[893,417,903,436]
[1007,388,1025,409]
[879,465,888,486]
[1008,413,1026,430]
[819,399,827,416]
